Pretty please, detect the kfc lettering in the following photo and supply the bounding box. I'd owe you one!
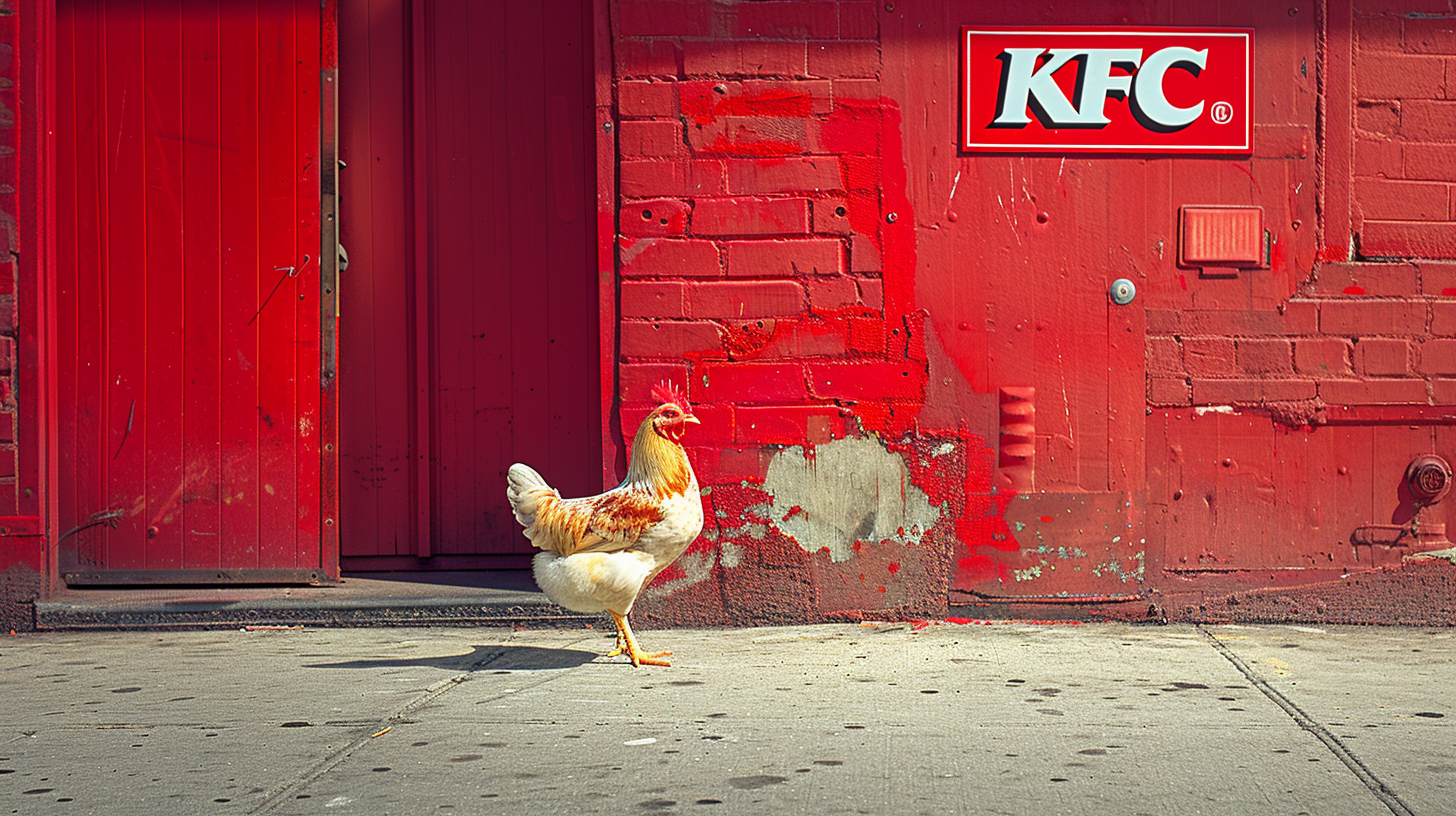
[962,28,1253,153]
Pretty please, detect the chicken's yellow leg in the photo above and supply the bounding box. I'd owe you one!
[608,610,672,667]
[605,614,628,658]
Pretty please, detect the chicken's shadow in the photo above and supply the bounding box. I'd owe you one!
[303,645,599,672]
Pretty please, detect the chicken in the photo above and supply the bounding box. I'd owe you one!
[506,382,704,667]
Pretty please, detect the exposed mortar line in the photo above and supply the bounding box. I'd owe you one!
[247,637,597,814]
[1196,625,1414,816]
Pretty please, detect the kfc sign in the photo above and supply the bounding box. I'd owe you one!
[961,27,1253,154]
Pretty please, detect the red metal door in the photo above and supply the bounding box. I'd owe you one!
[55,0,334,583]
[337,0,600,569]
[886,3,1319,603]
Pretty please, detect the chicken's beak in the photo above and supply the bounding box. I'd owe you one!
[683,414,701,425]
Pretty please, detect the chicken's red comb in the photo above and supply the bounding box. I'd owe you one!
[650,380,691,409]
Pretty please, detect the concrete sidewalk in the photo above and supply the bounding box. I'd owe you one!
[2,621,1452,815]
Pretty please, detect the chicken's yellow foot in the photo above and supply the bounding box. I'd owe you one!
[608,610,672,667]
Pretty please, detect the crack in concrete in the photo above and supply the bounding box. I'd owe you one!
[1197,625,1414,816]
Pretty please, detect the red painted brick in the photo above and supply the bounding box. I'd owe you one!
[725,239,842,278]
[696,446,772,482]
[1355,15,1404,51]
[618,81,678,117]
[686,280,806,318]
[1190,379,1317,404]
[1294,338,1353,377]
[1145,336,1182,376]
[1179,308,1316,336]
[614,39,680,79]
[839,1,878,39]
[855,277,882,310]
[1404,142,1456,182]
[1355,178,1450,221]
[620,238,722,278]
[692,197,811,237]
[728,157,843,195]
[1354,138,1402,178]
[1359,221,1456,259]
[849,233,881,273]
[619,120,686,159]
[621,199,690,238]
[841,155,883,191]
[1306,261,1419,297]
[1434,302,1456,335]
[1356,338,1410,375]
[621,320,724,358]
[1236,338,1293,376]
[619,362,691,404]
[1435,379,1456,404]
[832,78,882,100]
[1148,377,1191,406]
[622,281,687,318]
[807,276,859,311]
[1405,16,1456,55]
[698,362,807,404]
[1146,310,1180,334]
[807,362,925,401]
[688,115,814,156]
[1401,100,1456,140]
[755,317,849,358]
[615,1,715,37]
[1356,100,1400,136]
[734,2,838,39]
[847,315,886,353]
[1320,299,1425,334]
[1419,339,1456,375]
[1419,260,1456,295]
[734,405,847,445]
[1319,378,1430,405]
[620,160,726,198]
[1183,337,1237,377]
[1356,54,1447,99]
[682,40,807,78]
[808,41,880,78]
[813,197,854,235]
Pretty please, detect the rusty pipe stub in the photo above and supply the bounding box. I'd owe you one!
[1406,454,1452,505]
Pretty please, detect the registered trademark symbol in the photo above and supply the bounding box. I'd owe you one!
[1211,101,1234,125]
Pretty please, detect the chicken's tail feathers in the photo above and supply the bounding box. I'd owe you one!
[506,463,557,529]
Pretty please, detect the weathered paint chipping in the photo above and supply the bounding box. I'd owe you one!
[761,436,940,562]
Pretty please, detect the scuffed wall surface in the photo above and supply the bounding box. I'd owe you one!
[611,1,992,624]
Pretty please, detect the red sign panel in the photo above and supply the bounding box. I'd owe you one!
[961,27,1253,154]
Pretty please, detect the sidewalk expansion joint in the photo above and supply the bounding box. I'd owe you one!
[1196,625,1415,816]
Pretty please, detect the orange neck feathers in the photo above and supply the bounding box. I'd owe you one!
[625,412,695,497]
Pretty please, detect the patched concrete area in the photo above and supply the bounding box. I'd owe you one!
[763,436,940,562]
[0,623,1446,815]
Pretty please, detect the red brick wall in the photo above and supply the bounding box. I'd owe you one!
[1352,3,1456,259]
[1148,263,1456,410]
[611,0,959,623]
[613,0,912,458]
